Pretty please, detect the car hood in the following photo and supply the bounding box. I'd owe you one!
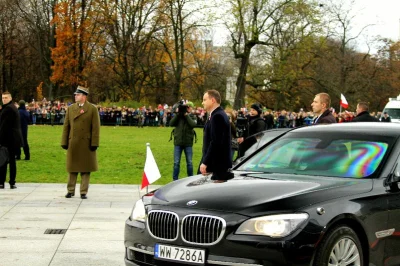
[148,172,373,216]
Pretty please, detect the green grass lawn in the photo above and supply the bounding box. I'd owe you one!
[16,125,204,185]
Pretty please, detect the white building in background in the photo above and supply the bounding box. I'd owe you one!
[226,76,236,106]
[226,67,240,106]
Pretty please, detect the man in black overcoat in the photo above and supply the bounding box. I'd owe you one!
[0,92,23,189]
[381,112,391,122]
[16,100,30,160]
[311,93,336,125]
[199,90,232,180]
[352,102,379,122]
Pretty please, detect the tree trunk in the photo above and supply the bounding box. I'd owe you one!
[234,47,251,110]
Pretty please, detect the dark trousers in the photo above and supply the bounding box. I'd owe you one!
[16,137,30,159]
[0,147,16,185]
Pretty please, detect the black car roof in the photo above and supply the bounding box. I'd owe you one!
[289,122,400,137]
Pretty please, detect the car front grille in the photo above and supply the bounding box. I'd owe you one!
[147,210,179,241]
[146,211,226,245]
[181,214,226,245]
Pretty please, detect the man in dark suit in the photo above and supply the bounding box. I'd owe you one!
[311,92,336,125]
[381,112,391,122]
[61,86,100,199]
[16,100,30,160]
[264,110,274,129]
[0,92,23,189]
[352,102,379,122]
[199,90,232,180]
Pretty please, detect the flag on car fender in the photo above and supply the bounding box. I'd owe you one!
[141,143,161,190]
[340,94,349,109]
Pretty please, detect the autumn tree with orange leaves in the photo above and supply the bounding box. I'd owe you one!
[50,0,104,95]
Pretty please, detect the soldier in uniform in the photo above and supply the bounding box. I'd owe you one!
[61,86,100,199]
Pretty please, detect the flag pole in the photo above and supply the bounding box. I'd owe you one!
[146,143,150,194]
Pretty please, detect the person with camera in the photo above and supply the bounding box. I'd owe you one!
[170,101,197,181]
[237,103,266,157]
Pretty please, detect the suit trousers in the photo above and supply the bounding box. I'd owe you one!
[67,172,91,194]
[0,147,16,186]
[16,136,30,160]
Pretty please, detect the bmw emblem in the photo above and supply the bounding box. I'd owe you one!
[186,200,198,206]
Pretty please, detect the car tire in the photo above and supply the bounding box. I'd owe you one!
[314,225,363,266]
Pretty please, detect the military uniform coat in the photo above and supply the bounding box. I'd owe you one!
[61,102,100,172]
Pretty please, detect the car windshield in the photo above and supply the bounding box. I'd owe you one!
[243,130,289,157]
[237,137,389,178]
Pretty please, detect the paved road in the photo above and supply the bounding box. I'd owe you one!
[0,183,159,266]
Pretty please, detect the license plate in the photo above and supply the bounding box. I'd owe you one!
[154,243,206,265]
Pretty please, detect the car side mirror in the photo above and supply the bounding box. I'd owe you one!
[393,163,400,183]
[385,164,400,186]
[393,173,400,183]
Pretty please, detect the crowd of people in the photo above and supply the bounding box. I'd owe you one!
[7,96,391,128]
[13,100,208,127]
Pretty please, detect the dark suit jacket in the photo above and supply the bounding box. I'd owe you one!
[264,114,274,129]
[18,106,30,140]
[314,110,336,125]
[0,102,23,149]
[352,111,379,122]
[201,106,232,176]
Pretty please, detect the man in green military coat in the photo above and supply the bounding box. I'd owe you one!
[61,86,100,199]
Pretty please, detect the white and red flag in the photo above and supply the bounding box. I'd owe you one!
[340,93,349,109]
[141,143,161,190]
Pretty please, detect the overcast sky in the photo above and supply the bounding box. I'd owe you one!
[351,0,400,52]
[212,0,400,54]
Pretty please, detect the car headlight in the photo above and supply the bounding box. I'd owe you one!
[236,213,308,238]
[130,199,146,222]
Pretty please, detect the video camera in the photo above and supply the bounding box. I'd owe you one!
[236,112,248,137]
[177,100,189,116]
[173,94,189,116]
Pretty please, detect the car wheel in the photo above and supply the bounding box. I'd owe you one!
[314,225,363,266]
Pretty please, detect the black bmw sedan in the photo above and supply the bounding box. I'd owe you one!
[125,123,400,266]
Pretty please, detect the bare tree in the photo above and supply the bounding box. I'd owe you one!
[154,0,212,102]
[13,0,57,99]
[97,0,160,102]
[225,0,297,109]
[318,0,373,100]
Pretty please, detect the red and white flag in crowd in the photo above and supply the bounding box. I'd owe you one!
[340,93,349,109]
[141,144,161,190]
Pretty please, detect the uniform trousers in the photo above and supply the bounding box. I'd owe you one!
[67,172,90,194]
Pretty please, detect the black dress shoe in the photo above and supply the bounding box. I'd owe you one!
[80,194,87,199]
[65,192,74,198]
[10,185,17,189]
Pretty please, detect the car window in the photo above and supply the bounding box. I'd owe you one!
[237,137,389,178]
[243,130,289,157]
